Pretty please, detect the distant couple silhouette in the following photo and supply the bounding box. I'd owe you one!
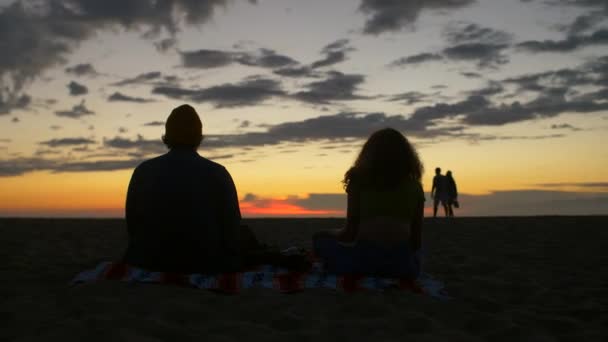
[431,167,459,218]
[123,105,425,276]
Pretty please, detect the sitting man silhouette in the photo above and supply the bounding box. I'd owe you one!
[122,104,242,273]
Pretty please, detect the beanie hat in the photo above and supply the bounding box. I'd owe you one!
[164,104,202,147]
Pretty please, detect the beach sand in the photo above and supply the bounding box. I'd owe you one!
[1,216,607,341]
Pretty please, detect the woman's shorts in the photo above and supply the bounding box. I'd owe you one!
[313,237,420,278]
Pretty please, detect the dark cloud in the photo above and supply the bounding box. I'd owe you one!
[517,29,608,53]
[388,91,440,105]
[310,39,353,69]
[391,23,512,69]
[236,48,299,69]
[550,123,581,131]
[65,63,98,77]
[442,42,510,68]
[67,81,88,96]
[463,93,608,126]
[292,71,367,104]
[180,49,238,69]
[0,0,244,104]
[389,53,443,67]
[443,22,512,45]
[108,91,155,103]
[153,77,284,108]
[154,37,177,53]
[0,93,30,115]
[103,135,165,154]
[535,182,608,188]
[465,81,504,97]
[461,71,482,78]
[503,56,606,94]
[39,137,95,147]
[180,48,299,70]
[54,100,95,119]
[273,66,317,78]
[112,71,162,86]
[143,121,164,126]
[453,190,608,216]
[358,0,475,35]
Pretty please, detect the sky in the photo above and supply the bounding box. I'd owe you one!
[0,0,607,217]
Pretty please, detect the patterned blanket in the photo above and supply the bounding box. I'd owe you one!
[72,261,449,300]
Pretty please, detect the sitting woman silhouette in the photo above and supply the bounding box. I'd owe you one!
[313,128,425,278]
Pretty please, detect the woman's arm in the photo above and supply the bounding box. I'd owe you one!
[337,188,360,242]
[409,198,424,252]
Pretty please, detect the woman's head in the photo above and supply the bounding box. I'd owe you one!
[343,128,423,190]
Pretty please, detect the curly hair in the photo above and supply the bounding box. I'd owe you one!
[343,128,423,191]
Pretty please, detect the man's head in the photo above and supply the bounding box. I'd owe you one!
[435,167,441,175]
[162,104,203,149]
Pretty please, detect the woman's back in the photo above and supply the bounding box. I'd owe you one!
[354,178,424,245]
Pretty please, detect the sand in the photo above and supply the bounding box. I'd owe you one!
[1,216,607,341]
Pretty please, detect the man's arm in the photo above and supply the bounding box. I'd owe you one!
[125,167,141,234]
[220,168,241,256]
[431,177,436,199]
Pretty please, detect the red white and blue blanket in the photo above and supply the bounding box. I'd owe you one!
[72,261,449,300]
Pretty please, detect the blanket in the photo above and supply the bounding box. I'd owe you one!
[72,261,449,300]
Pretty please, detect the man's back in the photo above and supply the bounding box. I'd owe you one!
[433,175,448,197]
[123,148,241,273]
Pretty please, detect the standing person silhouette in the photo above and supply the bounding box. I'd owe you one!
[123,104,242,273]
[312,128,424,278]
[446,170,458,217]
[431,167,449,217]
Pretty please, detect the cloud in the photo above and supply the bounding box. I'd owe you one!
[0,0,246,103]
[391,23,512,69]
[143,121,164,126]
[550,123,581,131]
[38,137,96,147]
[103,135,165,154]
[154,37,177,53]
[67,81,88,96]
[112,71,162,86]
[108,91,155,103]
[462,93,608,126]
[517,28,608,53]
[442,42,510,68]
[54,100,95,119]
[65,63,98,77]
[180,49,237,69]
[358,0,475,35]
[387,91,441,105]
[0,92,30,115]
[153,77,285,108]
[236,48,299,69]
[292,71,367,104]
[310,39,354,69]
[389,53,444,67]
[535,182,608,188]
[443,22,512,45]
[180,47,300,71]
[273,66,317,78]
[454,190,608,216]
[240,193,344,216]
